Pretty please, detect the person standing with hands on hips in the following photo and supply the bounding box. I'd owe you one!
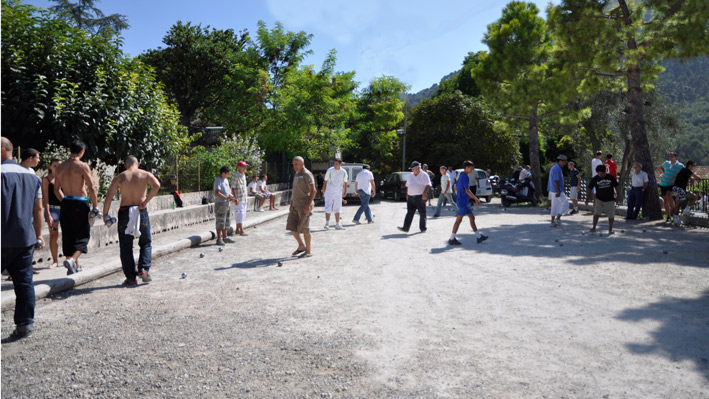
[398,161,431,233]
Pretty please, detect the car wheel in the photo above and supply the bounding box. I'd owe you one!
[502,199,512,207]
[485,196,492,203]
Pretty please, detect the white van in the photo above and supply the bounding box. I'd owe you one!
[340,163,366,197]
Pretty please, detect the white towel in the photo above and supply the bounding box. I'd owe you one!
[551,192,569,217]
[124,206,141,238]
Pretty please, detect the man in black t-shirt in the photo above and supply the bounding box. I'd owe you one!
[672,160,701,225]
[587,165,619,234]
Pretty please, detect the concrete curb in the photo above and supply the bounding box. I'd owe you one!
[2,210,288,309]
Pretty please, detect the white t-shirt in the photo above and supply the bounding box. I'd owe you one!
[257,180,267,192]
[355,169,375,195]
[592,158,603,178]
[440,173,452,193]
[406,171,432,196]
[324,167,348,195]
[247,181,258,195]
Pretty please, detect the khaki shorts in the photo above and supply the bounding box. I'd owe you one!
[594,200,616,217]
[569,187,579,200]
[286,207,311,234]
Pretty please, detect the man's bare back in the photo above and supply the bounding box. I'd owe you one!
[55,158,98,207]
[115,169,160,207]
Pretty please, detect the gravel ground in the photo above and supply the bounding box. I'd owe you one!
[2,199,708,398]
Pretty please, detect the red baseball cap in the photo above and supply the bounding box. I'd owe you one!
[237,161,249,167]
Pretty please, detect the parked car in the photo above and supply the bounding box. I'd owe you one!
[380,172,412,201]
[454,168,493,202]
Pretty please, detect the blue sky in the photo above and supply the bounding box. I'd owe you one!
[25,0,556,93]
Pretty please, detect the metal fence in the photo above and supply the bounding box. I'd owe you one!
[562,177,709,215]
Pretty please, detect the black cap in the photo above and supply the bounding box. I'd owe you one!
[409,161,421,169]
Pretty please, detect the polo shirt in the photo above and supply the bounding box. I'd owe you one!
[591,158,603,178]
[440,173,452,193]
[660,160,684,187]
[631,170,649,188]
[547,163,564,194]
[405,171,431,196]
[324,167,348,195]
[355,169,374,195]
[1,160,42,248]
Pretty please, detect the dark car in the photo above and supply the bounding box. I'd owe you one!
[380,172,411,201]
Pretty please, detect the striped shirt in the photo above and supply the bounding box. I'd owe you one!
[660,160,684,187]
[230,172,247,203]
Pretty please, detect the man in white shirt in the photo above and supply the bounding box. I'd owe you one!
[257,175,278,210]
[322,159,348,230]
[590,150,603,206]
[626,162,649,220]
[247,175,267,211]
[352,164,376,224]
[434,165,457,217]
[398,161,431,233]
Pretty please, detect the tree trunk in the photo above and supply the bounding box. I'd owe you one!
[627,69,662,219]
[618,136,633,204]
[528,104,543,201]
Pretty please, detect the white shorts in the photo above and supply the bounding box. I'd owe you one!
[233,203,246,224]
[569,187,578,200]
[551,192,569,217]
[324,193,343,214]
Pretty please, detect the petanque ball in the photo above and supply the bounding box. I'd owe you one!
[199,253,205,258]
[181,272,187,279]
[277,261,283,267]
[218,247,223,252]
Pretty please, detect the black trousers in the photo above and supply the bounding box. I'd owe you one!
[403,195,426,231]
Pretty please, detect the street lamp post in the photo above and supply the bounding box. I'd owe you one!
[397,104,408,172]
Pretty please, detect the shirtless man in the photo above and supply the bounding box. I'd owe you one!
[103,156,160,285]
[54,140,98,275]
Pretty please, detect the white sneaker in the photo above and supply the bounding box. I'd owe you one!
[335,224,345,230]
[673,215,680,225]
[257,207,265,212]
[324,224,329,230]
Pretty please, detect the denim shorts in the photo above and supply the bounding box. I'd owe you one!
[46,205,60,223]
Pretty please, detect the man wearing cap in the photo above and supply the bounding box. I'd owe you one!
[398,161,431,233]
[548,155,569,227]
[322,158,348,230]
[230,161,250,237]
[352,164,376,224]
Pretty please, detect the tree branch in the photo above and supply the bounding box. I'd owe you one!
[500,114,531,120]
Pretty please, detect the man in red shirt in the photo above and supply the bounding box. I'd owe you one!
[605,153,618,178]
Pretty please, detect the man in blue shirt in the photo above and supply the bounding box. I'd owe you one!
[1,137,45,339]
[448,160,487,245]
[548,155,569,227]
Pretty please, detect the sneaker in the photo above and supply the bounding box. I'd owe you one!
[680,212,691,224]
[9,326,33,339]
[590,227,597,233]
[257,207,265,212]
[216,238,225,246]
[122,279,138,286]
[397,226,409,233]
[448,238,462,245]
[63,258,77,275]
[324,224,330,230]
[569,209,578,215]
[666,216,672,222]
[352,219,361,224]
[140,271,152,283]
[367,220,374,224]
[550,222,558,228]
[420,228,427,233]
[673,215,680,225]
[335,224,345,230]
[476,234,488,244]
[223,237,236,243]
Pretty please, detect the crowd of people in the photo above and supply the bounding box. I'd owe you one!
[1,135,704,340]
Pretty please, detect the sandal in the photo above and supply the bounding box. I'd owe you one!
[298,252,313,258]
[292,249,306,256]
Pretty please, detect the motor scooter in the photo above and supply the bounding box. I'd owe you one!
[500,179,539,207]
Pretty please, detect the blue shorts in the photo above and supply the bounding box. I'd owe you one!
[46,206,60,223]
[457,202,473,216]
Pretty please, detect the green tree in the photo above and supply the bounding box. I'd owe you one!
[437,52,483,98]
[473,1,583,199]
[140,21,249,126]
[349,76,409,173]
[49,0,128,34]
[548,0,709,219]
[1,0,190,169]
[406,91,520,176]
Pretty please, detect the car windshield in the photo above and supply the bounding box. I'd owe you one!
[399,172,412,181]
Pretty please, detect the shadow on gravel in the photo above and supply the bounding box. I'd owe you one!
[48,283,131,301]
[217,257,297,270]
[427,209,709,268]
[616,289,709,381]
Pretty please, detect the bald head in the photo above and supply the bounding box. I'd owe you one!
[1,137,13,161]
[125,155,139,168]
[292,156,305,172]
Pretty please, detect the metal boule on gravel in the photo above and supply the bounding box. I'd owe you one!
[219,247,223,252]
[181,272,187,279]
[621,229,625,233]
[277,261,283,267]
[200,253,205,258]
[559,243,564,247]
